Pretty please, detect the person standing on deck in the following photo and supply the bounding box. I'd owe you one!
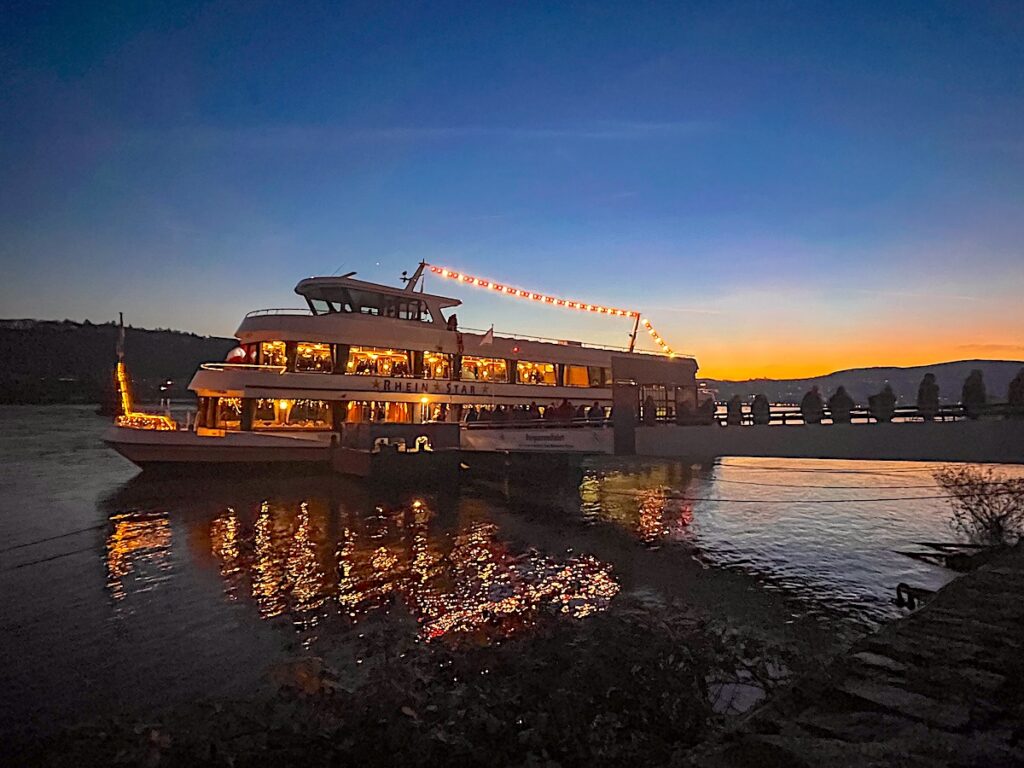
[643,395,658,426]
[917,373,940,421]
[868,384,897,423]
[725,395,743,426]
[962,369,987,420]
[828,386,855,424]
[800,386,824,424]
[751,393,771,425]
[1007,368,1024,419]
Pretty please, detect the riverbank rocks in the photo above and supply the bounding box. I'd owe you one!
[688,545,1024,767]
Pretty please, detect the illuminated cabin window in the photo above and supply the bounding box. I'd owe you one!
[260,341,287,367]
[295,342,333,373]
[346,347,412,377]
[423,351,452,379]
[217,397,242,429]
[461,356,508,382]
[564,365,590,387]
[588,366,611,387]
[346,400,411,423]
[516,361,556,385]
[253,398,332,429]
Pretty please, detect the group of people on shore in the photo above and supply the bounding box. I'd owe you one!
[463,400,607,424]
[788,368,1024,424]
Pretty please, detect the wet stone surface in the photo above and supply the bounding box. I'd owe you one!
[689,546,1024,767]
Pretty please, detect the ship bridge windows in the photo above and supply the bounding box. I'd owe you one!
[423,351,452,379]
[306,287,435,323]
[295,342,333,373]
[346,346,412,377]
[259,341,287,367]
[384,297,429,322]
[516,361,557,385]
[461,356,508,383]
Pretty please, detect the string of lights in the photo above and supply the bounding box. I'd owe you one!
[115,360,176,431]
[424,263,678,356]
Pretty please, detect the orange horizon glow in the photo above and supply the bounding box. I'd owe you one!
[698,341,1024,381]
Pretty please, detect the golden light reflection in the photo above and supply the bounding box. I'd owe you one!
[209,509,243,599]
[106,512,172,600]
[203,499,619,643]
[580,465,697,544]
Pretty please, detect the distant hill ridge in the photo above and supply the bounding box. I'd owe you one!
[704,360,1024,405]
[1,318,1020,407]
[0,319,235,404]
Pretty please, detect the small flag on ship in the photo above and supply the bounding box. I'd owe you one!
[480,325,494,346]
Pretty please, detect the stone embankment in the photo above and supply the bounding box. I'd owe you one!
[691,546,1024,767]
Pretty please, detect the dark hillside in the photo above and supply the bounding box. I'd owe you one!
[705,359,1024,405]
[0,320,236,404]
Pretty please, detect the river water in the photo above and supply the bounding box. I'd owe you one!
[1,405,1014,738]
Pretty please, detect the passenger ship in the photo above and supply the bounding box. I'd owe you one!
[104,263,699,473]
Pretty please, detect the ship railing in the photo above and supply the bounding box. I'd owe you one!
[200,363,288,373]
[244,308,314,318]
[237,313,690,358]
[464,416,612,429]
[653,401,1023,427]
[457,326,692,358]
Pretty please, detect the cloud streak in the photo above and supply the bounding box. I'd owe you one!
[132,120,712,151]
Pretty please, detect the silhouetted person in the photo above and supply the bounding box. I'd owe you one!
[961,369,986,420]
[725,395,743,426]
[828,386,855,424]
[1007,368,1024,419]
[464,406,478,423]
[446,313,458,332]
[916,373,940,421]
[675,398,693,425]
[800,386,824,425]
[575,403,588,420]
[751,393,771,425]
[643,395,658,426]
[868,384,897,423]
[528,401,541,420]
[588,401,603,421]
[697,397,716,425]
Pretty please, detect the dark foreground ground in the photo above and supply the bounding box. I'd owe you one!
[19,546,1024,767]
[15,593,806,767]
[691,545,1024,767]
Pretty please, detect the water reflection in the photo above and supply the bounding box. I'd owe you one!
[106,512,173,601]
[580,462,699,545]
[175,487,620,644]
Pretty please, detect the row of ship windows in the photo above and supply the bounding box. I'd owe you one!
[245,341,612,387]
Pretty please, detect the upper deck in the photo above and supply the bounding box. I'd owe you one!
[234,271,693,369]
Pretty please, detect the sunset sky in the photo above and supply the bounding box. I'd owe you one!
[2,1,1022,379]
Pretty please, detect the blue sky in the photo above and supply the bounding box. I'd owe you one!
[2,1,1022,376]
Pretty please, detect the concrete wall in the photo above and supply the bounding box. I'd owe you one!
[635,420,1024,464]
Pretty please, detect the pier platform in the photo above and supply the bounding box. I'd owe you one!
[691,545,1024,767]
